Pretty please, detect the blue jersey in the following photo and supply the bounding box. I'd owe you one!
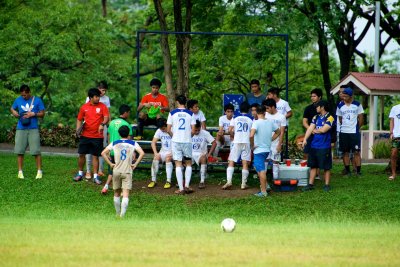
[12,96,45,130]
[311,113,335,149]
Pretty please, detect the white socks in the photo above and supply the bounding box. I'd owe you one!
[200,164,207,183]
[113,196,121,216]
[176,167,184,190]
[273,163,279,179]
[185,166,192,188]
[166,162,173,182]
[151,160,160,181]
[242,169,249,185]
[78,170,84,176]
[226,167,234,184]
[120,197,129,217]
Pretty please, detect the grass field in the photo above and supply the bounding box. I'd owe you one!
[1,152,400,266]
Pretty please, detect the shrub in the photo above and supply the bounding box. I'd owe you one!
[371,139,391,159]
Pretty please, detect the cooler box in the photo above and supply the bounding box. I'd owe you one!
[277,165,310,187]
[273,179,298,192]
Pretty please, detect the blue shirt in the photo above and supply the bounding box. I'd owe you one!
[251,119,278,154]
[12,96,45,130]
[311,113,334,149]
[246,93,266,106]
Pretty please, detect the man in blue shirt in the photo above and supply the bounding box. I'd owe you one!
[302,100,334,192]
[10,84,45,179]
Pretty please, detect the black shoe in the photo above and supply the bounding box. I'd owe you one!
[302,184,314,192]
[323,185,331,192]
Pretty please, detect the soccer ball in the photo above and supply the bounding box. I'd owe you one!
[221,218,236,233]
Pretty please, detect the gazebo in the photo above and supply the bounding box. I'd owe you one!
[330,72,400,159]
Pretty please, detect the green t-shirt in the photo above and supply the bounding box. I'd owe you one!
[108,118,133,156]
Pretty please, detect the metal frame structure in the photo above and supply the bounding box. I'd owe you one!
[135,30,289,157]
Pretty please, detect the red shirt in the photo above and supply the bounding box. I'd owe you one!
[141,93,169,111]
[77,102,109,138]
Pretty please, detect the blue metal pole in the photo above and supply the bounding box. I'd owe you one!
[135,31,141,135]
[285,35,289,158]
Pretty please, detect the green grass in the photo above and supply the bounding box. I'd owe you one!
[1,152,400,266]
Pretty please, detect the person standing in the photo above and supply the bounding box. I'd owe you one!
[250,105,280,197]
[267,87,293,122]
[336,88,364,176]
[74,88,109,184]
[167,95,196,194]
[10,84,45,179]
[246,79,266,106]
[302,100,335,192]
[85,81,111,179]
[135,78,169,140]
[388,104,400,181]
[101,104,133,194]
[101,125,145,218]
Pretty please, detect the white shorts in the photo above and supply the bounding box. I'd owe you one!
[192,152,206,166]
[267,143,281,162]
[172,142,192,162]
[228,143,251,162]
[159,150,172,163]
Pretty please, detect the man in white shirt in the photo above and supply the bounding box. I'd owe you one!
[336,87,364,176]
[167,95,196,194]
[222,102,253,190]
[191,121,217,189]
[388,104,400,180]
[267,87,292,123]
[214,103,234,158]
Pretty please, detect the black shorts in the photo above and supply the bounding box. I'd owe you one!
[308,148,332,170]
[303,135,313,154]
[78,137,103,157]
[339,132,361,153]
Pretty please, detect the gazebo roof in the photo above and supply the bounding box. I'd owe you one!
[331,72,400,96]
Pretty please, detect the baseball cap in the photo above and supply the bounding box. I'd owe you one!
[343,87,353,96]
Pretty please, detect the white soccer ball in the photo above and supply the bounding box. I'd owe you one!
[221,218,236,233]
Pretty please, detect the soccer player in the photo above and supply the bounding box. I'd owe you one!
[214,104,235,159]
[250,105,280,197]
[101,125,145,217]
[267,87,293,122]
[302,100,335,192]
[222,102,253,190]
[336,87,364,176]
[101,104,133,194]
[389,103,400,180]
[187,99,207,129]
[167,95,196,194]
[147,118,173,189]
[250,103,260,121]
[192,120,217,189]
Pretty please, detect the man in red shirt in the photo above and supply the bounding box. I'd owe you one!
[134,78,169,140]
[74,88,109,184]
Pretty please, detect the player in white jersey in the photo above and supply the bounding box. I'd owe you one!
[336,87,364,176]
[222,102,253,190]
[147,118,173,189]
[214,104,234,158]
[101,125,145,218]
[187,99,207,129]
[267,87,293,123]
[264,98,286,179]
[167,95,196,194]
[389,104,400,180]
[192,120,217,189]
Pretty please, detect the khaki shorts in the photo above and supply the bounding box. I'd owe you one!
[14,129,41,155]
[112,171,132,190]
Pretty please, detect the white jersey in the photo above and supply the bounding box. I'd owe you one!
[276,98,291,124]
[389,104,400,138]
[154,129,172,152]
[193,110,206,122]
[230,114,253,144]
[86,95,111,108]
[219,115,232,133]
[336,100,364,134]
[167,108,195,143]
[265,112,286,147]
[192,129,215,154]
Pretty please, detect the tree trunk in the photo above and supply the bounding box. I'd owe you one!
[101,0,107,17]
[316,33,333,105]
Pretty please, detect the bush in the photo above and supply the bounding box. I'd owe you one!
[371,140,391,159]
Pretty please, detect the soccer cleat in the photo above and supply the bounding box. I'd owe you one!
[93,177,102,185]
[73,174,83,182]
[163,182,171,189]
[184,187,194,194]
[133,136,143,140]
[18,172,24,179]
[323,185,331,192]
[254,191,268,197]
[315,175,321,180]
[241,183,250,190]
[147,181,156,188]
[302,184,315,192]
[198,182,205,189]
[221,182,232,190]
[101,186,108,195]
[35,172,42,179]
[174,189,185,195]
[85,172,92,179]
